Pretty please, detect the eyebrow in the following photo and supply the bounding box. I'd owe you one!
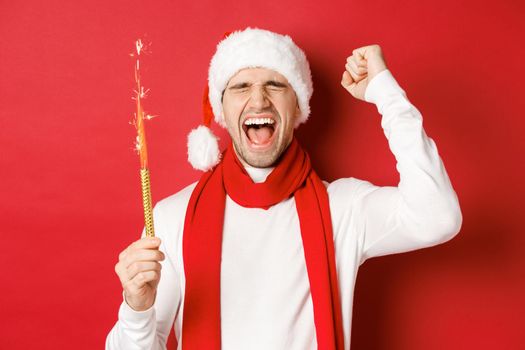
[227,80,288,90]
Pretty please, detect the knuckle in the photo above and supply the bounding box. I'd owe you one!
[131,239,142,249]
[128,261,139,275]
[136,272,145,282]
[123,280,134,291]
[118,249,127,261]
[126,249,136,261]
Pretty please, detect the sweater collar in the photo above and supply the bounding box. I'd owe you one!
[243,165,274,183]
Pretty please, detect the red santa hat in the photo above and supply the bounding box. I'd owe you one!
[187,27,313,171]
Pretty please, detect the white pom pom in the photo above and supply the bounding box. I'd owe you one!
[187,125,221,171]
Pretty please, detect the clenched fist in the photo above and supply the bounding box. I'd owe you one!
[341,44,388,101]
[114,236,165,311]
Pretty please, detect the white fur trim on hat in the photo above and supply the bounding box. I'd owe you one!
[208,27,313,129]
[187,125,221,171]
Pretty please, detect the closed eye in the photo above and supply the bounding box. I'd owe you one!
[265,81,288,90]
[229,83,250,90]
[227,80,289,91]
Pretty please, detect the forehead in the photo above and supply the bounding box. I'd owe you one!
[227,67,290,85]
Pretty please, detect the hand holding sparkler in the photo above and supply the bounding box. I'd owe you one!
[114,236,165,311]
[113,39,163,312]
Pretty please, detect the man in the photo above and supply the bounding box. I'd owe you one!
[106,27,462,349]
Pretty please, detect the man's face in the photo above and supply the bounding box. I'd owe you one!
[221,67,300,168]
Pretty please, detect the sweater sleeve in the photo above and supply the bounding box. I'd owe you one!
[105,204,181,350]
[353,69,463,263]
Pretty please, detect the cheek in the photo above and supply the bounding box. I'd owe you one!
[277,96,299,125]
[223,97,246,119]
[222,101,247,135]
[221,101,234,122]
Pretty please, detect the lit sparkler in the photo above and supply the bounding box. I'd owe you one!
[130,38,155,237]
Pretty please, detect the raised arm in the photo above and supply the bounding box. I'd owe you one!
[341,45,463,263]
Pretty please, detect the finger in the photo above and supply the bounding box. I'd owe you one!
[131,237,162,250]
[118,249,127,262]
[127,261,162,281]
[353,46,372,61]
[347,54,367,68]
[123,249,166,268]
[341,70,354,88]
[354,44,383,63]
[124,270,160,292]
[345,62,365,82]
[352,49,367,63]
[115,261,129,284]
[118,237,161,262]
[348,56,368,75]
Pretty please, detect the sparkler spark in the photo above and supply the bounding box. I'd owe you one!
[130,38,157,169]
[134,135,142,153]
[136,39,144,55]
[130,38,151,57]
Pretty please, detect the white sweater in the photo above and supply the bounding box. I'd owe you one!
[106,69,463,350]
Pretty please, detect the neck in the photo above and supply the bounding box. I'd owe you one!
[244,164,274,183]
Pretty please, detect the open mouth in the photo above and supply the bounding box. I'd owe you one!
[242,116,277,148]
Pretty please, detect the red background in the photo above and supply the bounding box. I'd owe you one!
[1,0,523,348]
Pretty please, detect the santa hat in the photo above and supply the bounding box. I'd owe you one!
[187,27,313,171]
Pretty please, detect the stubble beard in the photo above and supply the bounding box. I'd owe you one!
[232,137,285,168]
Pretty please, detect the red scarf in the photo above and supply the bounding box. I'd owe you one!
[181,137,344,349]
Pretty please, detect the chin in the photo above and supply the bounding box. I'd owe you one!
[244,156,278,168]
[236,137,288,168]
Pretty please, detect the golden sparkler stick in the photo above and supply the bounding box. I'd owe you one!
[132,39,155,237]
[140,168,155,237]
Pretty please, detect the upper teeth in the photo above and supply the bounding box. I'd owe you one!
[244,118,275,126]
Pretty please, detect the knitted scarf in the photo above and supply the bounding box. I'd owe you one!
[181,137,344,349]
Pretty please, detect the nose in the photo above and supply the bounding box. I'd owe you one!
[247,85,271,110]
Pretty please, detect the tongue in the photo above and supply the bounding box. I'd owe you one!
[247,126,273,145]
